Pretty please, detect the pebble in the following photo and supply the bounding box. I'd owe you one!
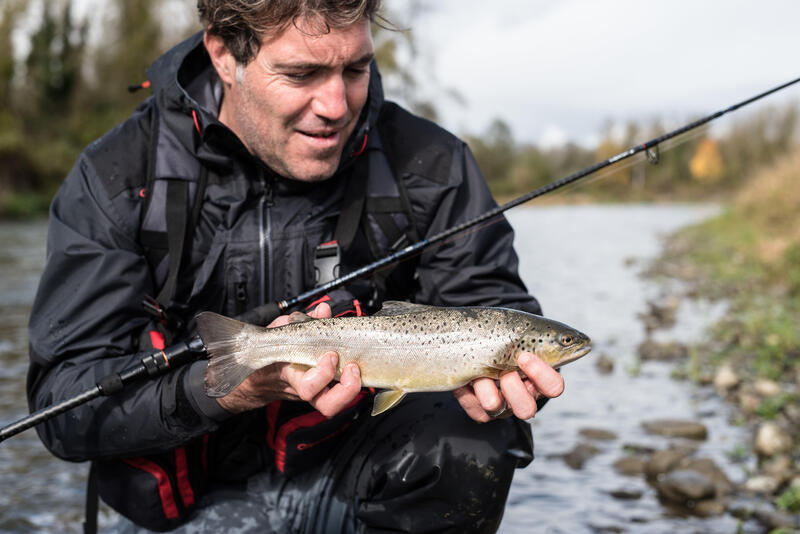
[594,353,614,374]
[656,469,716,502]
[737,391,761,414]
[762,455,793,485]
[608,488,643,500]
[637,339,688,361]
[612,456,645,477]
[641,419,708,440]
[579,428,617,441]
[754,422,793,456]
[743,475,780,494]
[713,364,739,391]
[753,507,800,530]
[561,443,600,470]
[753,378,782,397]
[645,449,686,478]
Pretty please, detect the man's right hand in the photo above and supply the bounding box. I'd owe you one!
[215,303,362,417]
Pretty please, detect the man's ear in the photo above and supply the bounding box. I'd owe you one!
[204,31,237,86]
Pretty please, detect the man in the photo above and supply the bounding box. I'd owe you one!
[27,1,564,532]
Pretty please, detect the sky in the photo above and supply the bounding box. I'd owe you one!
[391,0,800,147]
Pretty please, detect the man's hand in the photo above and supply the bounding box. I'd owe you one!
[216,303,362,417]
[453,352,564,423]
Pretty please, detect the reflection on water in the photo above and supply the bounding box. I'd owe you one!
[0,205,749,533]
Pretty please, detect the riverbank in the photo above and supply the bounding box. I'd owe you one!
[643,148,800,530]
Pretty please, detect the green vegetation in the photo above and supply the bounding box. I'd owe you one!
[656,147,800,383]
[775,485,800,514]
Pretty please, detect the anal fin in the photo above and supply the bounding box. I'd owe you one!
[372,389,407,416]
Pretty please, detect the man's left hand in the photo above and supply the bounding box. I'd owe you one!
[453,352,564,422]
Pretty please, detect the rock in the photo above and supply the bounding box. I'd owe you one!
[713,364,739,392]
[594,353,614,374]
[637,339,688,362]
[737,391,761,414]
[753,378,782,397]
[682,458,733,496]
[562,442,600,470]
[608,488,643,500]
[645,449,687,478]
[579,428,617,441]
[641,419,708,440]
[639,296,679,333]
[762,455,793,485]
[754,422,793,456]
[743,475,780,494]
[622,443,657,455]
[656,469,716,502]
[752,507,800,530]
[612,456,645,477]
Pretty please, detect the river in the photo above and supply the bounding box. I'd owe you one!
[0,204,752,533]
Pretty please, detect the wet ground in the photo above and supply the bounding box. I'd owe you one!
[0,204,761,533]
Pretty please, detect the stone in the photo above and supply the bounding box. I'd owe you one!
[641,419,708,440]
[579,428,617,441]
[753,378,782,397]
[738,391,761,415]
[637,339,688,361]
[612,456,645,477]
[594,353,614,374]
[743,475,780,494]
[752,507,800,530]
[645,449,686,478]
[754,422,793,456]
[656,469,716,502]
[608,488,643,500]
[762,455,793,485]
[682,457,733,496]
[713,364,739,391]
[562,443,600,470]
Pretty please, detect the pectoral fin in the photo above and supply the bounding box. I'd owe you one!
[372,389,407,416]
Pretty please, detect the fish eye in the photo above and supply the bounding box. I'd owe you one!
[559,333,574,346]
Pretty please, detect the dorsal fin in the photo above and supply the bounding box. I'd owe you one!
[374,300,433,316]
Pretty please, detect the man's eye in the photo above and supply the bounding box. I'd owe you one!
[346,67,369,77]
[286,71,314,81]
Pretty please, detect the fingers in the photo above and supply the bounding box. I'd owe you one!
[308,302,332,319]
[456,352,566,423]
[517,352,565,398]
[282,351,362,418]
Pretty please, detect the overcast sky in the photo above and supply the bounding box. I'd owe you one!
[393,0,800,146]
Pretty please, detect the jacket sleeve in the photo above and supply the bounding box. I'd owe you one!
[26,153,228,462]
[412,142,542,315]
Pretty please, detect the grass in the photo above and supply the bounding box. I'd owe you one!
[655,147,800,384]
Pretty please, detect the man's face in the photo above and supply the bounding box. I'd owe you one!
[209,17,374,182]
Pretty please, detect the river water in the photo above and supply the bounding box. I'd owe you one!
[0,205,751,533]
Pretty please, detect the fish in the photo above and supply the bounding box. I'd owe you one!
[195,301,592,416]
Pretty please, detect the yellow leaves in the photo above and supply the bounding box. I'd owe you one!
[689,138,724,183]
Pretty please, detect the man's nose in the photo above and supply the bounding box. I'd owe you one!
[311,75,348,123]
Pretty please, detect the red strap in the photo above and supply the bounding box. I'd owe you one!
[149,330,166,350]
[174,447,195,508]
[122,457,179,520]
[305,294,332,311]
[272,391,367,472]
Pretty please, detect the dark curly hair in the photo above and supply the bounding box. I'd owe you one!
[198,0,384,64]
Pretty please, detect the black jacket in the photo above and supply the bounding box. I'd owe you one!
[27,32,541,462]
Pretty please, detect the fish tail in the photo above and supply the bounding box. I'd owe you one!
[195,311,264,397]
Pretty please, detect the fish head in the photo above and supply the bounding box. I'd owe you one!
[516,320,592,368]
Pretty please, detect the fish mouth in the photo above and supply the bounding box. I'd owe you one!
[557,344,592,366]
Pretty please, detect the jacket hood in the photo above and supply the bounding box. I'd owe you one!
[145,31,385,177]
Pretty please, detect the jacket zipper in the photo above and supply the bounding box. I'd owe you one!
[259,172,275,306]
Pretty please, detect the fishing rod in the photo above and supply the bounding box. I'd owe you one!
[1,75,799,444]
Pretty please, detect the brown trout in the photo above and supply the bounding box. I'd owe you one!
[196,301,591,415]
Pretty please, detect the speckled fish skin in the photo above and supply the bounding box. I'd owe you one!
[196,301,591,415]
